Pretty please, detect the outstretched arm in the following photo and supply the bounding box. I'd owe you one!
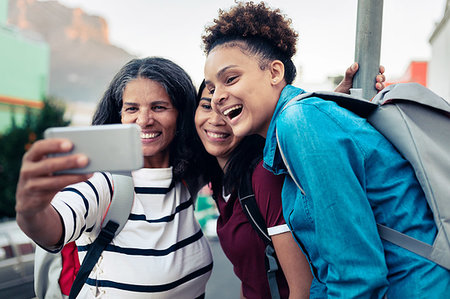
[335,62,385,94]
[16,138,90,248]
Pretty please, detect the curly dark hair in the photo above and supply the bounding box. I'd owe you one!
[202,1,298,83]
[92,57,201,183]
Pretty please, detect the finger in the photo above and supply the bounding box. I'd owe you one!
[376,82,384,91]
[15,174,92,214]
[379,65,385,75]
[24,139,73,162]
[21,154,89,179]
[376,74,386,83]
[345,62,359,79]
[22,174,92,194]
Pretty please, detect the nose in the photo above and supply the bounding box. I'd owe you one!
[136,110,154,127]
[211,89,226,115]
[211,87,226,107]
[208,110,226,126]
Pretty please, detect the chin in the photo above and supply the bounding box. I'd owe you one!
[230,124,251,138]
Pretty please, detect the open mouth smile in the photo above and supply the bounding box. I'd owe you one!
[205,130,230,139]
[223,104,243,120]
[141,132,161,139]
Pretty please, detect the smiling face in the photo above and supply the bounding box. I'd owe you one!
[121,77,178,168]
[204,45,283,138]
[195,87,243,169]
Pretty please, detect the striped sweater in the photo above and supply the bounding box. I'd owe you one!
[51,167,213,298]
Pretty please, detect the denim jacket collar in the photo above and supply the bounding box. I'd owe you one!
[263,85,305,175]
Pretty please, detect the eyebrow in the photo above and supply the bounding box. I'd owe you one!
[205,65,238,85]
[200,97,211,102]
[122,100,171,106]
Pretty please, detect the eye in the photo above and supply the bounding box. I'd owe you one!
[152,105,167,111]
[123,106,138,113]
[199,99,212,111]
[201,103,212,110]
[226,76,238,84]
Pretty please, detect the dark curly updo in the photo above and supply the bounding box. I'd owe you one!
[202,1,298,84]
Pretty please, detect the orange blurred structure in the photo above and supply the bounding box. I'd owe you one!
[387,61,428,87]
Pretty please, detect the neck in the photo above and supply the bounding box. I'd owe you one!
[216,157,228,171]
[257,82,286,138]
[143,153,170,168]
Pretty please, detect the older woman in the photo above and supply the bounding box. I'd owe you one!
[16,57,212,298]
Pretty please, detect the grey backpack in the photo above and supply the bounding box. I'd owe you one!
[277,83,450,269]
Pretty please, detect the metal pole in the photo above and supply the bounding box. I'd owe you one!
[353,0,384,100]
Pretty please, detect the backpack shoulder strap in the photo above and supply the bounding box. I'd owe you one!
[69,171,134,299]
[238,167,281,299]
[277,90,377,195]
[282,91,378,118]
[101,172,135,234]
[238,169,272,245]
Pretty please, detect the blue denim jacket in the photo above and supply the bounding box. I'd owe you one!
[263,85,450,298]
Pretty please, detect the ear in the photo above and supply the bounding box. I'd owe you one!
[269,60,285,85]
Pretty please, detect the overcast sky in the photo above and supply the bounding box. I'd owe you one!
[54,0,446,88]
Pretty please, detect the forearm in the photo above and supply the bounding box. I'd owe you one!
[272,232,312,299]
[16,204,64,249]
[240,284,247,299]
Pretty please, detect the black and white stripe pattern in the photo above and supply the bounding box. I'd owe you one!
[51,168,212,298]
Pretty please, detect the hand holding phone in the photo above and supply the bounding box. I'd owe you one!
[44,124,143,174]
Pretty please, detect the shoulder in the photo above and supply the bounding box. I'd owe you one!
[278,97,345,126]
[251,162,286,227]
[251,161,284,195]
[276,97,367,143]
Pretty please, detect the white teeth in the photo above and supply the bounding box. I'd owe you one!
[206,131,228,138]
[141,132,160,139]
[223,105,242,117]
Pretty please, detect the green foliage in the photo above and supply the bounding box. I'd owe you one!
[0,98,70,219]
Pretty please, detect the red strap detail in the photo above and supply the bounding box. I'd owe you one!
[101,178,115,227]
[59,241,81,295]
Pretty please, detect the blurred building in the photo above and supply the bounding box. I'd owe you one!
[385,1,449,102]
[428,0,450,101]
[0,0,49,131]
[5,0,136,126]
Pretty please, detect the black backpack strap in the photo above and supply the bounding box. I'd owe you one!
[69,221,119,298]
[238,168,281,299]
[69,172,134,299]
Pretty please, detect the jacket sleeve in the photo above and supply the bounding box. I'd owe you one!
[276,100,388,298]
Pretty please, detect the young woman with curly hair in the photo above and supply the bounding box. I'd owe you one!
[202,1,450,298]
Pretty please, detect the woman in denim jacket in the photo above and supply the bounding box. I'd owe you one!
[201,2,450,298]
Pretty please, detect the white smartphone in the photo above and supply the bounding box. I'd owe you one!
[44,124,143,174]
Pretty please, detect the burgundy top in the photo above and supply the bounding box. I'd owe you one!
[216,161,289,299]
